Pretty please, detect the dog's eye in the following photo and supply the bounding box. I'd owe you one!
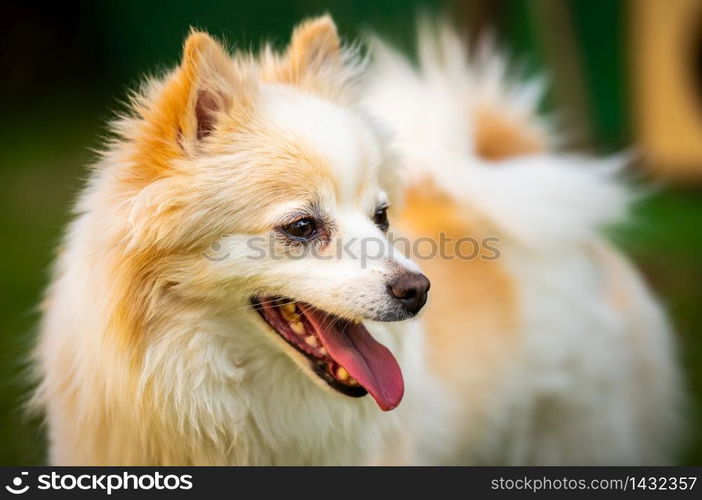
[283,217,317,240]
[373,206,389,232]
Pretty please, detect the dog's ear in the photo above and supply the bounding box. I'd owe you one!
[128,31,252,181]
[286,15,341,77]
[175,31,238,146]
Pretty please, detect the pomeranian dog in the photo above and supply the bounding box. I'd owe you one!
[33,15,683,465]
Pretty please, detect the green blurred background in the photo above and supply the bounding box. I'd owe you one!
[1,0,701,464]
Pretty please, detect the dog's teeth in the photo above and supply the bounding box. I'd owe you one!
[282,310,297,322]
[281,303,298,322]
[290,321,305,335]
[348,377,359,386]
[337,366,349,381]
[304,335,318,347]
[318,347,327,356]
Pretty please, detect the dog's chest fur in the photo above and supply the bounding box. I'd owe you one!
[139,312,408,465]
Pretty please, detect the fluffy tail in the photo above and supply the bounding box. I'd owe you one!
[363,18,632,248]
[365,17,684,465]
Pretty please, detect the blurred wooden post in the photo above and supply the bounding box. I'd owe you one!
[631,0,702,181]
[530,0,595,150]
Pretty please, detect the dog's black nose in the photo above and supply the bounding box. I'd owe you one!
[388,272,430,315]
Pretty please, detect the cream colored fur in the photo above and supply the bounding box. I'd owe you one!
[33,16,684,465]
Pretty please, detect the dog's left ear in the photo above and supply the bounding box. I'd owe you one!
[285,15,341,77]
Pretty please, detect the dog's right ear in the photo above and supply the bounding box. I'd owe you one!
[175,31,238,147]
[136,30,246,165]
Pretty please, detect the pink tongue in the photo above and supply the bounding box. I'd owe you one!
[300,306,404,411]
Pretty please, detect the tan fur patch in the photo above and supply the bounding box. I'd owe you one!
[473,104,546,161]
[394,184,519,383]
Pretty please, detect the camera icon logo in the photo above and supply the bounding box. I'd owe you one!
[5,472,29,495]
